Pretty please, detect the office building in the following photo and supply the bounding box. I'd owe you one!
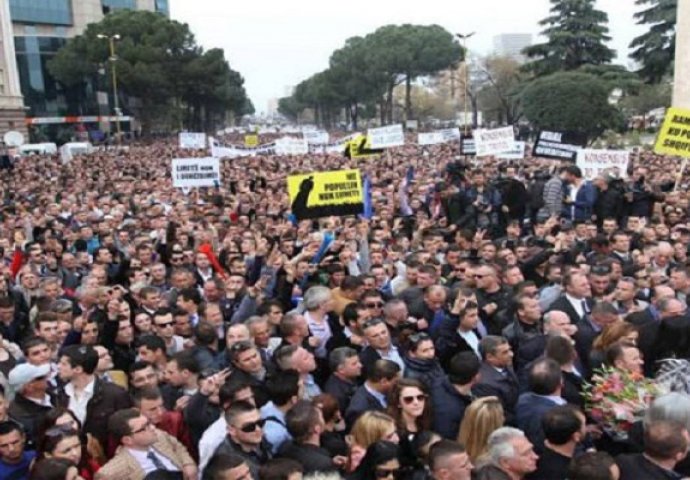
[493,33,533,62]
[0,0,25,139]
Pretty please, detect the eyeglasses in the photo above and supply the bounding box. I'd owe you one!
[238,419,266,433]
[375,467,400,479]
[401,394,427,405]
[130,421,154,435]
[365,302,384,308]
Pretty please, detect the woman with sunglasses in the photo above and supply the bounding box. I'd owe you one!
[30,457,84,480]
[402,332,444,390]
[387,379,432,470]
[347,440,402,480]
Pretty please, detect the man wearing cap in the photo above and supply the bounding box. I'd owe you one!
[7,362,53,444]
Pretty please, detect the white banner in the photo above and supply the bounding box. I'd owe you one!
[275,137,309,155]
[473,127,515,157]
[172,157,220,188]
[577,149,630,180]
[179,132,207,150]
[303,130,330,145]
[439,128,461,142]
[418,132,445,146]
[368,124,405,149]
[497,141,526,160]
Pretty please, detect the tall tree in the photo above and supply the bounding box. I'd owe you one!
[629,0,677,83]
[523,0,616,76]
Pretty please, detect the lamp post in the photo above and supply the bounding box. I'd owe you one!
[97,33,121,141]
[455,32,475,135]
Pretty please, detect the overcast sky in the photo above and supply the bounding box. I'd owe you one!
[169,0,646,115]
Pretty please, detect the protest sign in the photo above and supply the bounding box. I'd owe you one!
[287,169,364,220]
[172,157,220,188]
[178,132,206,150]
[275,137,309,155]
[576,149,629,180]
[440,128,461,142]
[244,134,259,148]
[368,124,405,149]
[460,133,476,156]
[304,130,330,145]
[418,132,445,146]
[405,120,418,130]
[655,107,690,158]
[473,127,515,157]
[497,141,526,160]
[346,135,383,159]
[533,130,587,161]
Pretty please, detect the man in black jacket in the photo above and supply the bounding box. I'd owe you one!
[324,347,362,415]
[430,352,479,440]
[616,420,688,480]
[7,363,52,445]
[345,359,400,428]
[472,336,519,424]
[593,175,624,228]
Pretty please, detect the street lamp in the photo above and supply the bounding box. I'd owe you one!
[455,32,475,135]
[97,33,122,141]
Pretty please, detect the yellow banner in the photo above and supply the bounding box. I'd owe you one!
[287,169,363,220]
[655,107,690,158]
[348,134,380,159]
[244,134,259,148]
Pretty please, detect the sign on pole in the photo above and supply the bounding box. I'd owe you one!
[655,107,690,157]
[460,133,476,156]
[533,130,587,162]
[368,124,405,149]
[576,149,629,180]
[172,157,221,188]
[473,126,515,157]
[275,137,309,156]
[287,169,364,220]
[179,132,207,150]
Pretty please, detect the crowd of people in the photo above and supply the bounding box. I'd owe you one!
[0,133,688,480]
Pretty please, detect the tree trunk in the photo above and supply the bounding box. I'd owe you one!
[405,74,412,122]
[351,103,358,130]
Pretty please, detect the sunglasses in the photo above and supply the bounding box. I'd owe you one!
[408,332,430,345]
[401,394,427,405]
[238,419,266,433]
[366,302,384,308]
[375,467,401,479]
[155,321,174,328]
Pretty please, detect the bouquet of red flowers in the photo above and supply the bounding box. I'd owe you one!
[583,366,660,441]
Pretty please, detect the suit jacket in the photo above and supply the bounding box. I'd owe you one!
[616,453,683,480]
[547,295,593,326]
[515,392,562,452]
[94,429,195,480]
[573,316,603,378]
[359,346,382,377]
[345,384,385,428]
[472,362,519,424]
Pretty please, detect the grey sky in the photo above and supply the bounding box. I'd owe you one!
[169,0,646,115]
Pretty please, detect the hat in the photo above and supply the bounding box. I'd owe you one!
[8,363,50,391]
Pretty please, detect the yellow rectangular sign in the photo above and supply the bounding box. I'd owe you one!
[244,134,259,148]
[655,107,690,157]
[287,169,364,220]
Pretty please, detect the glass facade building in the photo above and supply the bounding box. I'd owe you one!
[155,0,170,16]
[101,0,136,12]
[9,0,73,26]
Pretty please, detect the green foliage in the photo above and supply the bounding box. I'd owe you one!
[629,0,677,83]
[48,10,250,133]
[521,72,624,141]
[523,0,616,77]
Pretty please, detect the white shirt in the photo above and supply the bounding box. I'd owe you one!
[64,378,95,425]
[565,293,586,319]
[458,329,481,358]
[166,335,185,356]
[126,447,179,474]
[197,416,227,478]
[378,345,405,374]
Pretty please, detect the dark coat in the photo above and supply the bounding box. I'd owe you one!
[277,441,337,474]
[616,453,683,480]
[547,296,593,326]
[403,355,446,390]
[324,374,358,415]
[515,392,562,452]
[54,377,132,448]
[344,384,385,428]
[429,376,473,440]
[472,362,519,424]
[358,346,382,377]
[8,393,52,444]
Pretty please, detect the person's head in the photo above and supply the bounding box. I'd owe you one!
[136,334,167,365]
[164,351,200,387]
[9,362,50,398]
[487,427,538,478]
[273,345,316,375]
[592,321,638,351]
[605,341,644,374]
[613,277,638,304]
[659,297,688,319]
[644,392,690,433]
[0,421,25,465]
[229,340,264,374]
[528,358,562,396]
[108,408,157,450]
[29,457,81,480]
[176,287,202,313]
[81,320,99,345]
[258,458,303,480]
[388,378,431,432]
[480,336,513,369]
[350,411,399,449]
[139,286,161,311]
[152,309,176,340]
[542,311,577,337]
[133,386,167,425]
[129,361,159,390]
[312,393,343,431]
[219,377,256,409]
[363,319,391,351]
[542,405,586,447]
[515,295,541,324]
[279,312,308,343]
[568,451,619,480]
[303,286,333,313]
[367,359,401,394]
[447,351,481,387]
[23,336,51,365]
[458,397,505,462]
[35,311,59,345]
[58,345,98,383]
[564,272,591,299]
[474,265,499,291]
[204,453,252,480]
[245,316,271,349]
[406,331,435,360]
[225,401,264,448]
[37,425,82,466]
[285,399,324,445]
[591,302,620,329]
[329,347,362,381]
[353,440,400,480]
[265,370,301,408]
[429,439,473,480]
[424,285,447,312]
[643,420,689,465]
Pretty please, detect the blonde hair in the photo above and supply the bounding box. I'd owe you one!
[458,396,505,462]
[592,321,637,351]
[349,411,396,449]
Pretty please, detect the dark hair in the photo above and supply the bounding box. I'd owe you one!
[203,453,247,480]
[259,459,303,480]
[341,276,364,292]
[22,336,48,356]
[60,345,98,375]
[342,302,361,327]
[448,351,480,385]
[0,420,23,436]
[170,350,200,375]
[225,400,258,425]
[219,377,253,408]
[387,378,431,432]
[545,335,576,365]
[179,287,202,305]
[285,400,322,444]
[350,440,399,480]
[313,393,341,424]
[479,335,508,360]
[194,321,218,346]
[136,335,166,353]
[542,405,583,445]
[644,420,688,460]
[108,408,141,440]
[132,386,163,406]
[29,458,76,480]
[528,358,562,395]
[0,296,14,309]
[568,451,616,480]
[37,426,80,461]
[129,360,155,375]
[265,370,300,407]
[368,359,401,382]
[429,439,466,471]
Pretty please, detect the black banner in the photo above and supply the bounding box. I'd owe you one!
[533,130,588,162]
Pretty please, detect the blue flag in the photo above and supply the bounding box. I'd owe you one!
[311,231,334,265]
[362,175,373,220]
[406,166,414,184]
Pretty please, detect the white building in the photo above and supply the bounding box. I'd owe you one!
[493,33,533,62]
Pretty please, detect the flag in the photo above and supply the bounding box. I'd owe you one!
[362,175,373,220]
